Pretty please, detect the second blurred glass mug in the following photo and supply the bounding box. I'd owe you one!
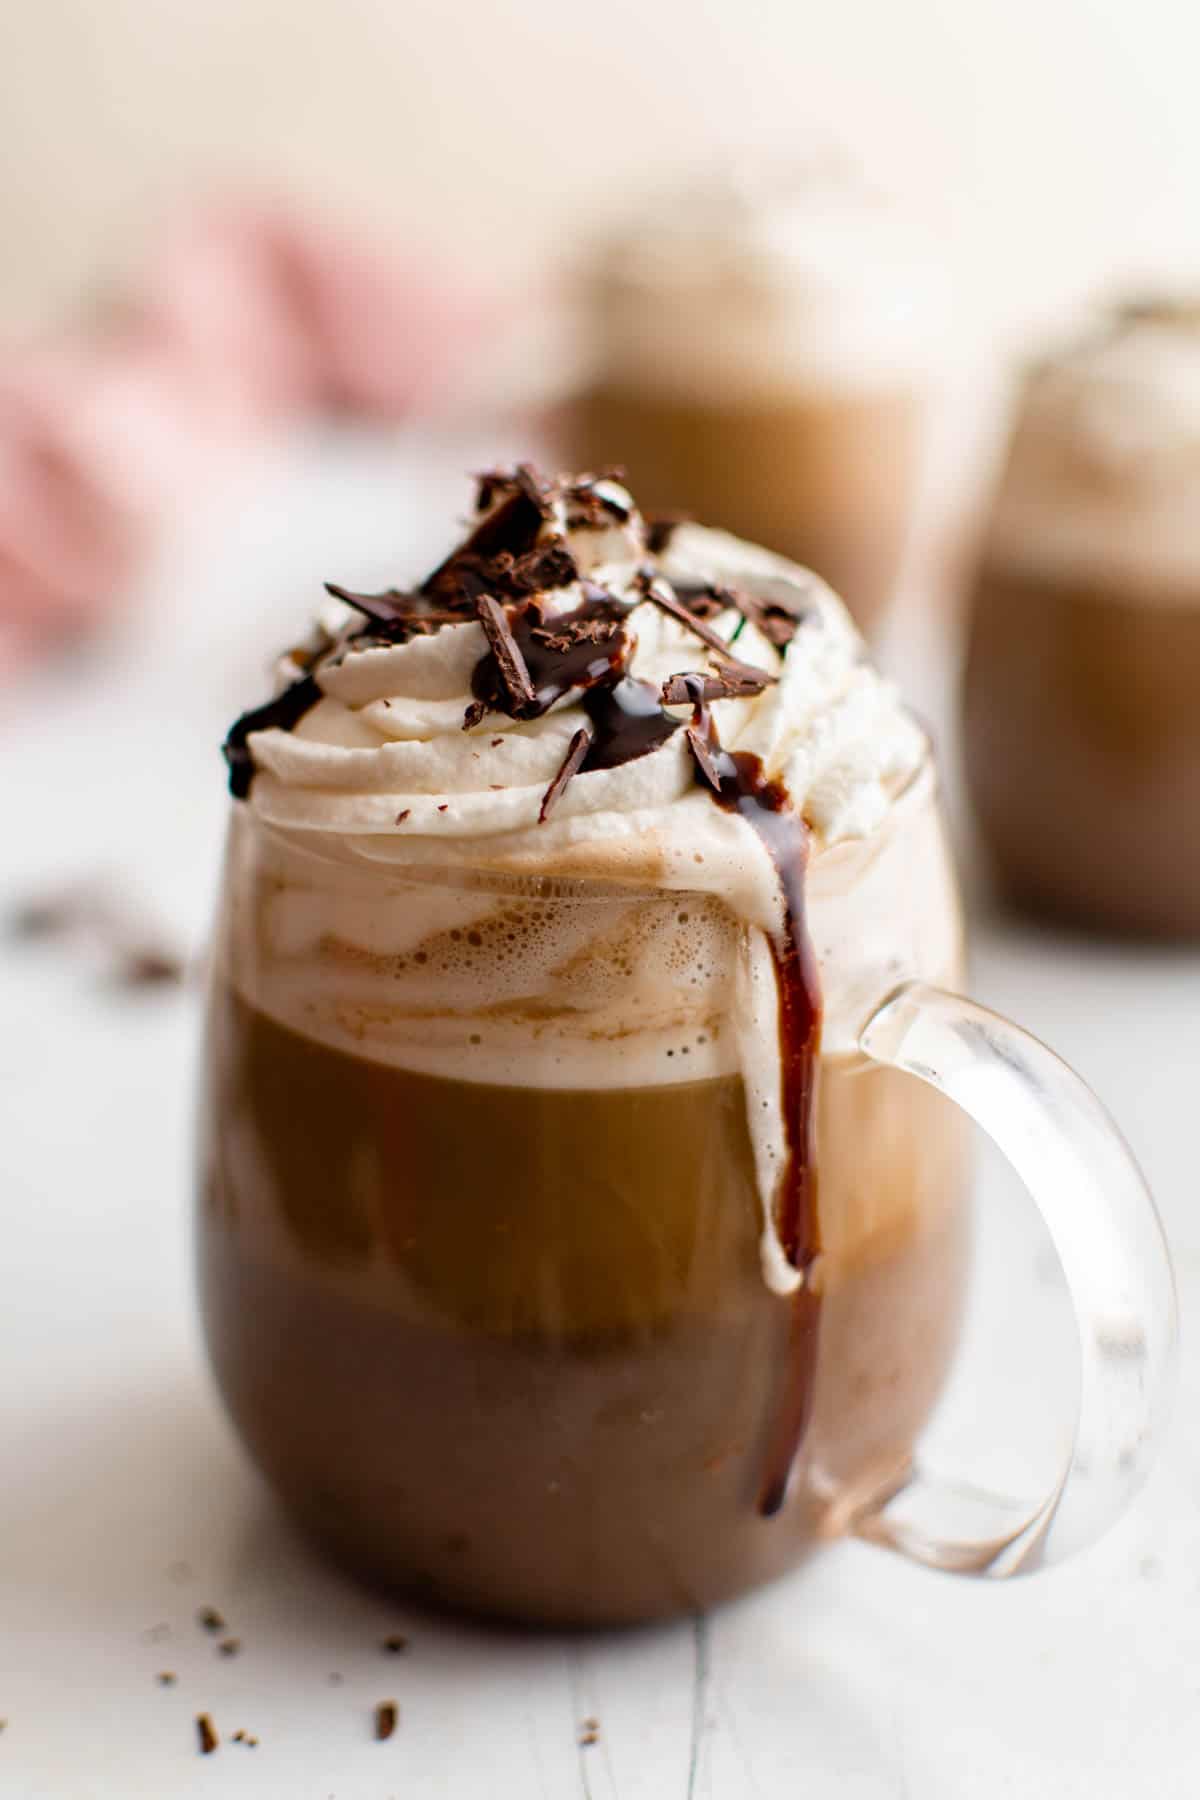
[198,743,1174,1626]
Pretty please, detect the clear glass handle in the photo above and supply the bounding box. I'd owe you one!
[849,980,1177,1577]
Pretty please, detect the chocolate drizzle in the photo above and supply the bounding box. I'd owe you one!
[681,678,823,1517]
[581,676,682,769]
[223,675,321,799]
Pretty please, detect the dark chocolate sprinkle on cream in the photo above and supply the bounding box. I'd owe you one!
[539,724,593,822]
[196,1714,219,1756]
[661,666,775,705]
[474,592,538,712]
[375,1701,399,1741]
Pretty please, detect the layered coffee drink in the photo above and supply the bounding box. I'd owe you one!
[200,467,969,1624]
[564,167,945,635]
[964,301,1200,936]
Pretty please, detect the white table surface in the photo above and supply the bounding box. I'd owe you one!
[3,429,1198,1800]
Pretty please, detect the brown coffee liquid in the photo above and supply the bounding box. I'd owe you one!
[198,985,968,1625]
[965,565,1200,937]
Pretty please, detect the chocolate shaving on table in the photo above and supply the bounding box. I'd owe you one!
[9,881,188,991]
[375,1701,398,1741]
[196,1714,219,1755]
[114,946,186,990]
[474,592,537,710]
[539,724,593,822]
[223,674,322,799]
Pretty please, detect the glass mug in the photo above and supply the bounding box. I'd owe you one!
[196,747,1175,1626]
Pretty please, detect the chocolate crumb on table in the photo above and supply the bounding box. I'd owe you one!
[196,1714,219,1755]
[217,1638,241,1658]
[156,1672,177,1687]
[382,1634,409,1654]
[579,1716,601,1747]
[375,1701,399,1741]
[196,1606,226,1633]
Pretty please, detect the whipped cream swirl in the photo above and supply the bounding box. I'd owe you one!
[237,472,922,867]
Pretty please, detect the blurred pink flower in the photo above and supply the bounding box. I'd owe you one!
[0,200,490,675]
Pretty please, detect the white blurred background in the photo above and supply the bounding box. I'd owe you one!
[3,0,1200,344]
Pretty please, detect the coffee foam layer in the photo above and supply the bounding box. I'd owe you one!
[580,164,947,400]
[985,309,1200,597]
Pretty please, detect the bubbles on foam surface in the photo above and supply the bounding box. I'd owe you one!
[233,826,745,1089]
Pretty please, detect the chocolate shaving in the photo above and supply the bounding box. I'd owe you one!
[661,665,774,704]
[323,583,419,627]
[686,724,723,792]
[514,462,554,516]
[375,1701,398,1742]
[424,482,546,599]
[196,1714,219,1756]
[474,593,537,711]
[463,700,488,731]
[638,568,768,673]
[539,724,593,822]
[737,588,814,650]
[678,674,723,791]
[115,946,185,989]
[395,809,411,825]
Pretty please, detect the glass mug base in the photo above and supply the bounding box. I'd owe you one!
[198,987,970,1628]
